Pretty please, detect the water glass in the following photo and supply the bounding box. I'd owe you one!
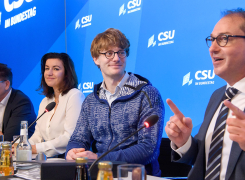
[118,164,145,180]
[0,135,4,156]
[0,135,4,142]
[13,135,19,157]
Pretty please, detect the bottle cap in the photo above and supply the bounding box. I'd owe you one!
[2,143,11,149]
[76,157,88,164]
[98,161,113,169]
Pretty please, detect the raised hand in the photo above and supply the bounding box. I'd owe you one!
[224,100,245,151]
[165,99,193,148]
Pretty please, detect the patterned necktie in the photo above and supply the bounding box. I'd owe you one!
[205,87,239,180]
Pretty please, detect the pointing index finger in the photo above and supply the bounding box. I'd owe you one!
[224,100,245,119]
[166,99,184,120]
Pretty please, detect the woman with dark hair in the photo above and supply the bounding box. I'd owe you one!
[29,52,85,157]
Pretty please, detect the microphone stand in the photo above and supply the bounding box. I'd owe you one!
[12,111,46,145]
[12,102,56,145]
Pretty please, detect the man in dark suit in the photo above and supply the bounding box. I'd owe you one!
[165,8,245,180]
[0,63,36,141]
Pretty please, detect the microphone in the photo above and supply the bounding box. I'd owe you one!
[88,115,159,172]
[12,102,56,145]
[44,102,56,112]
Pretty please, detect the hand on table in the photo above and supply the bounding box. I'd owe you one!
[74,150,98,159]
[66,148,97,160]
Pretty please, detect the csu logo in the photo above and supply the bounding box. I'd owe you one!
[75,14,92,29]
[128,0,141,9]
[182,70,215,86]
[82,15,92,24]
[195,70,215,80]
[158,30,175,41]
[83,82,93,90]
[148,30,175,48]
[182,72,193,86]
[79,82,94,94]
[4,0,33,12]
[148,35,156,48]
[119,4,126,16]
[119,0,141,16]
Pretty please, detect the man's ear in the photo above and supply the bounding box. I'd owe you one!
[93,57,100,66]
[4,80,11,90]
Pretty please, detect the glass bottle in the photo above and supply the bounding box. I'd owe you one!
[0,143,14,176]
[16,121,32,161]
[97,161,113,180]
[74,157,90,180]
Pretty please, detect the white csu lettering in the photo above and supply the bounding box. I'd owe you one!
[195,70,215,80]
[4,0,33,12]
[127,0,141,9]
[158,30,175,41]
[82,15,92,24]
[83,82,93,89]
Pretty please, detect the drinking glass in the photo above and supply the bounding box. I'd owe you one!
[13,135,19,157]
[0,135,4,142]
[118,164,145,180]
[0,135,4,156]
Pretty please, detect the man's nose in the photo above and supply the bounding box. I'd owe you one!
[112,52,120,61]
[209,39,220,53]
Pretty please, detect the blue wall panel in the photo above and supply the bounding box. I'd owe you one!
[0,0,244,137]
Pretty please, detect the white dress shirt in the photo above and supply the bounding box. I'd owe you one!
[171,77,245,180]
[29,88,85,157]
[101,72,130,106]
[0,89,12,132]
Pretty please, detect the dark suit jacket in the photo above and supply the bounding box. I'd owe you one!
[2,88,36,141]
[172,85,245,180]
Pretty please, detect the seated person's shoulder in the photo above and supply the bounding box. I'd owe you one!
[8,89,35,116]
[67,88,82,95]
[209,85,226,100]
[67,88,86,98]
[213,85,226,94]
[12,89,33,104]
[132,73,160,95]
[142,84,161,95]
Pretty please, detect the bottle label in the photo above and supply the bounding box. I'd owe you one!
[20,129,28,136]
[97,170,113,180]
[16,150,32,161]
[0,171,5,176]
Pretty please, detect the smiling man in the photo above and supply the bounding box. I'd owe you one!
[65,28,164,176]
[165,8,245,180]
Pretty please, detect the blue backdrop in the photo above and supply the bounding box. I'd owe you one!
[0,0,244,137]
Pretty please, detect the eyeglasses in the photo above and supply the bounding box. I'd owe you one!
[206,34,245,48]
[0,80,6,83]
[99,50,127,59]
